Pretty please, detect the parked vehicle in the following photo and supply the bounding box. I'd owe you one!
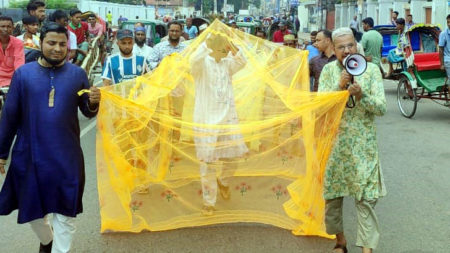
[396,24,449,118]
[120,20,167,46]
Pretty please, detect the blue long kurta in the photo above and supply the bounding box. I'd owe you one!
[0,62,98,224]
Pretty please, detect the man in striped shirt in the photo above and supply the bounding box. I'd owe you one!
[102,29,148,86]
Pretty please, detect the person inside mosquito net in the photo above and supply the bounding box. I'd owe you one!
[189,33,248,215]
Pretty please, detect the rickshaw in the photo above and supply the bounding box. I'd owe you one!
[374,25,399,58]
[236,15,254,23]
[236,22,259,35]
[175,18,210,32]
[374,25,405,79]
[120,20,167,46]
[396,24,449,118]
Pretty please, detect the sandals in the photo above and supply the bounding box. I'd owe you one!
[333,244,348,253]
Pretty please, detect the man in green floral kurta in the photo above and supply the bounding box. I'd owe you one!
[318,27,387,253]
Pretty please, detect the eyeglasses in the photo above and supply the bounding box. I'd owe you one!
[336,43,355,52]
[169,30,181,33]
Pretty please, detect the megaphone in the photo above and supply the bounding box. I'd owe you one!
[343,53,367,76]
[342,54,367,109]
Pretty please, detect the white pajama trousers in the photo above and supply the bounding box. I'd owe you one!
[29,214,76,253]
[200,162,230,206]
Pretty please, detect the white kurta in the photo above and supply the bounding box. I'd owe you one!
[190,42,248,163]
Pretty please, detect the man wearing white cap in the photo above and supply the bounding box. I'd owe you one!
[198,23,208,35]
[133,26,154,62]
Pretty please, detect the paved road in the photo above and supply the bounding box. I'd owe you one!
[1,79,449,253]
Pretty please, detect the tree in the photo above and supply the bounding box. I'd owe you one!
[10,0,77,9]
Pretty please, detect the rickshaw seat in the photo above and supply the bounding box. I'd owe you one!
[381,34,398,57]
[413,52,441,71]
[414,69,446,92]
[382,45,396,57]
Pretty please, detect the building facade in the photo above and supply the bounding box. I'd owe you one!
[298,0,450,32]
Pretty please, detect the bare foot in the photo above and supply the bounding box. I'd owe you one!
[362,247,372,253]
[201,205,215,216]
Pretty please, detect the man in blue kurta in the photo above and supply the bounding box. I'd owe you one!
[0,23,101,253]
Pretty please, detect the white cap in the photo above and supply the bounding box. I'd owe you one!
[199,23,208,31]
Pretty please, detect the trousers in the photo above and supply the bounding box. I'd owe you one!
[29,214,76,253]
[325,197,380,249]
[76,42,90,62]
[200,161,234,206]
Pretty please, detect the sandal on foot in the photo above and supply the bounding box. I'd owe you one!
[333,244,348,253]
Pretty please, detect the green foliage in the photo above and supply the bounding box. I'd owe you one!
[97,0,142,4]
[9,0,77,9]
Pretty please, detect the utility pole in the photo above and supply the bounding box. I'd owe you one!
[223,0,227,16]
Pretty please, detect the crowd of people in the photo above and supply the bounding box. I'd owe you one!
[1,1,450,252]
[0,1,115,88]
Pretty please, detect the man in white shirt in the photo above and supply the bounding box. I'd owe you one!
[133,26,154,62]
[350,16,359,31]
[50,10,77,60]
[149,21,186,70]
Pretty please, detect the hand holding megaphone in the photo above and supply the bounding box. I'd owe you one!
[341,54,367,108]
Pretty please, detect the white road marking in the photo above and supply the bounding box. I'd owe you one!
[79,80,103,138]
[80,120,97,138]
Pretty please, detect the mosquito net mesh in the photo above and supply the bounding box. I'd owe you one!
[96,20,348,238]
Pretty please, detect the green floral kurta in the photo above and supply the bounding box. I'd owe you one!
[318,61,387,201]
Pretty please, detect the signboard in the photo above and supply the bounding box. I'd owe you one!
[290,0,299,7]
[223,4,234,12]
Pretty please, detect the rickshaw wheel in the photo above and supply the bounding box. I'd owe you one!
[397,76,417,118]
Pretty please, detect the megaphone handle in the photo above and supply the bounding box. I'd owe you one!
[347,76,356,108]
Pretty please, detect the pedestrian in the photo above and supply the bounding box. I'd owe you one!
[351,28,365,56]
[102,29,148,86]
[148,21,186,70]
[439,15,450,89]
[0,22,101,253]
[390,11,398,26]
[350,15,359,31]
[256,29,266,40]
[13,0,46,36]
[0,16,24,87]
[283,34,297,48]
[310,29,336,91]
[87,14,103,38]
[318,27,386,253]
[67,9,90,65]
[106,11,112,25]
[406,14,415,30]
[17,16,40,50]
[50,10,78,61]
[306,31,320,61]
[118,15,126,26]
[184,17,198,40]
[133,26,154,61]
[190,34,247,216]
[17,15,41,63]
[295,17,300,32]
[361,17,383,68]
[386,18,408,78]
[272,21,290,43]
[198,23,208,36]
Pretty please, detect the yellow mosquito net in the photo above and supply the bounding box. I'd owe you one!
[96,20,348,238]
